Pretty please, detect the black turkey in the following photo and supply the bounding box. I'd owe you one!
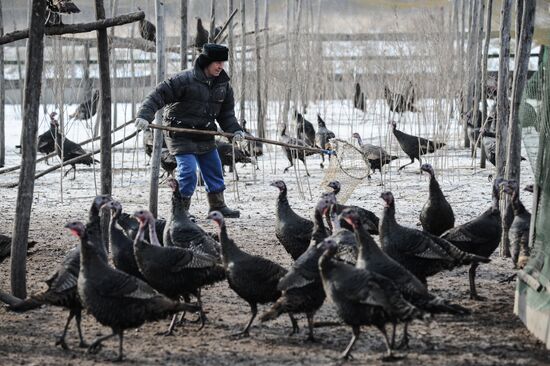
[379,191,490,287]
[353,82,366,112]
[216,140,253,180]
[37,114,57,164]
[441,179,503,300]
[419,163,455,236]
[260,193,334,341]
[341,208,469,349]
[295,111,316,147]
[502,180,531,269]
[316,114,335,168]
[319,239,426,360]
[69,90,99,121]
[271,180,314,260]
[194,17,209,51]
[209,211,294,337]
[0,234,36,265]
[390,121,446,171]
[240,119,264,158]
[67,219,198,361]
[384,82,417,114]
[139,17,156,43]
[352,132,398,178]
[45,0,80,25]
[279,123,316,176]
[134,209,224,334]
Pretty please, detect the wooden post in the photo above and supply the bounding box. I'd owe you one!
[496,0,512,179]
[0,0,4,168]
[180,0,188,70]
[503,0,536,257]
[479,0,493,168]
[254,0,263,138]
[110,0,118,127]
[227,0,234,78]
[10,0,46,298]
[95,0,113,251]
[464,0,477,148]
[209,0,215,43]
[238,0,246,122]
[472,0,484,133]
[282,0,291,125]
[149,0,165,218]
[261,0,269,134]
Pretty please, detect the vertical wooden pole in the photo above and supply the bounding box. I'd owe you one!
[479,0,492,168]
[254,0,263,138]
[110,0,118,128]
[180,0,188,70]
[464,0,477,148]
[262,0,269,133]
[238,0,246,122]
[227,0,234,79]
[472,0,484,131]
[496,0,512,179]
[95,0,112,250]
[10,0,46,298]
[209,0,216,43]
[282,0,291,125]
[149,0,165,218]
[0,0,4,168]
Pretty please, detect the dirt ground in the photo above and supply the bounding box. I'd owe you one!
[1,107,549,365]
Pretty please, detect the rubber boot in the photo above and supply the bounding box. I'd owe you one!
[181,196,196,222]
[207,192,240,218]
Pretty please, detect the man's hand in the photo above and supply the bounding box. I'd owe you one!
[232,130,246,142]
[134,117,150,131]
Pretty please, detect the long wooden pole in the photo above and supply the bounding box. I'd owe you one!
[180,0,188,69]
[239,0,246,122]
[10,0,46,298]
[0,11,145,45]
[254,0,263,138]
[227,0,234,78]
[480,0,493,168]
[464,0,477,148]
[0,0,4,168]
[209,0,216,43]
[95,0,113,251]
[262,0,269,134]
[149,0,165,218]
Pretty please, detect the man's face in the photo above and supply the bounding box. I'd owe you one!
[205,61,224,78]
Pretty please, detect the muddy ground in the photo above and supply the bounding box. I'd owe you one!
[1,108,549,365]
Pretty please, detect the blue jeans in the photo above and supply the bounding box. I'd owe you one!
[175,149,225,197]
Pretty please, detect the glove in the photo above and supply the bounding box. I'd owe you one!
[135,117,150,131]
[232,130,246,142]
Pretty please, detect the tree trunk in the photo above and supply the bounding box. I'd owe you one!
[110,0,118,128]
[209,0,215,43]
[503,0,536,257]
[149,0,165,218]
[180,0,188,70]
[472,0,484,132]
[282,0,291,125]
[95,0,113,251]
[238,0,246,122]
[0,0,4,168]
[464,0,478,148]
[261,0,269,134]
[10,0,46,298]
[480,0,493,168]
[254,0,263,138]
[227,0,234,79]
[496,0,512,257]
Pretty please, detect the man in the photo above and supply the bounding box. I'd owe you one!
[135,43,245,218]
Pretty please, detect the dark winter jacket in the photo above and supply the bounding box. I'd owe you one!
[137,62,242,155]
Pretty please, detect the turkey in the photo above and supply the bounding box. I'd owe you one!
[69,90,99,121]
[50,114,98,179]
[7,195,111,350]
[441,179,503,300]
[160,149,177,178]
[352,132,398,178]
[260,193,335,341]
[216,140,253,180]
[208,211,294,337]
[66,220,199,361]
[0,234,37,265]
[390,121,446,171]
[326,180,379,235]
[419,163,455,236]
[104,201,146,281]
[353,82,366,112]
[502,180,531,269]
[318,238,426,360]
[116,211,166,247]
[379,191,490,287]
[271,180,314,260]
[164,178,220,257]
[279,123,316,176]
[341,208,469,349]
[295,111,316,147]
[45,0,80,25]
[37,115,57,164]
[479,128,526,167]
[194,17,209,51]
[316,114,335,168]
[138,16,156,43]
[384,82,417,114]
[240,119,264,158]
[133,209,224,334]
[327,203,358,264]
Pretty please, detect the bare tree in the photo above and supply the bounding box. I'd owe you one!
[181,0,188,70]
[480,0,493,168]
[0,0,4,168]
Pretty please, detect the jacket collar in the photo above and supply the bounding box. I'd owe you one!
[192,62,230,85]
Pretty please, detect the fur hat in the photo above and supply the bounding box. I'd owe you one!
[196,44,229,68]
